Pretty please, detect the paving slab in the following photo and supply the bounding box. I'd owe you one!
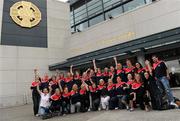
[0,104,179,121]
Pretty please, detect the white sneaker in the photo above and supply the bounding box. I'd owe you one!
[126,106,129,110]
[35,114,39,117]
[129,108,134,112]
[170,102,178,108]
[106,106,109,111]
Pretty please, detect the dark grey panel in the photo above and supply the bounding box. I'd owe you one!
[2,34,47,47]
[1,0,47,48]
[2,22,47,37]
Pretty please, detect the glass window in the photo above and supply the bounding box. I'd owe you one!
[70,0,150,32]
[105,6,123,19]
[75,13,88,24]
[103,0,121,10]
[76,21,88,31]
[87,0,101,7]
[71,27,75,33]
[74,11,87,19]
[70,11,73,16]
[89,14,104,26]
[74,8,87,18]
[74,4,86,13]
[74,4,87,24]
[123,0,145,12]
[71,20,74,26]
[87,0,103,17]
[145,0,153,4]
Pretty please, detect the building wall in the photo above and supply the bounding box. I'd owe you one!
[67,0,180,57]
[0,0,70,108]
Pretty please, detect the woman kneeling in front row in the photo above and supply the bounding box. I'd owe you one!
[129,74,151,111]
[70,84,81,113]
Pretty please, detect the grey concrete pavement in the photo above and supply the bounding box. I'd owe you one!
[0,88,180,121]
[0,104,179,121]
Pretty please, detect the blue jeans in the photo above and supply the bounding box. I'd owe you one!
[158,76,174,103]
[39,106,49,115]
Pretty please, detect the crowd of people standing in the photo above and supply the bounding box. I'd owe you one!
[30,55,179,120]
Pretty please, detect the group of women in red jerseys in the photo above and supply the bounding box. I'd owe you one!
[30,56,170,119]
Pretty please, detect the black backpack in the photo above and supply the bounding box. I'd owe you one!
[153,80,170,110]
[148,77,169,110]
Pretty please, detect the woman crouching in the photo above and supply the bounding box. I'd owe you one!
[62,87,71,115]
[107,79,118,110]
[98,79,110,110]
[89,83,100,111]
[116,76,129,109]
[37,85,52,119]
[129,74,150,111]
[49,88,62,116]
[80,82,90,112]
[70,84,81,113]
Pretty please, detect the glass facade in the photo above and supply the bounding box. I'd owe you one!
[123,0,146,12]
[70,0,153,33]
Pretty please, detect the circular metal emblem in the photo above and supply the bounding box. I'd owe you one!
[10,1,41,28]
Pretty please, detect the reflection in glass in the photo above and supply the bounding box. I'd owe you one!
[105,5,123,19]
[123,0,145,12]
[90,14,104,26]
[70,0,151,32]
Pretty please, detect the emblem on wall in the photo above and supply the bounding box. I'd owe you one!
[10,1,41,28]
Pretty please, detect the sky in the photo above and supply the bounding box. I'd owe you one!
[57,0,69,2]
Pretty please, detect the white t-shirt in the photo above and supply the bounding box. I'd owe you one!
[40,93,50,108]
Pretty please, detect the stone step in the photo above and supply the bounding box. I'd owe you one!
[172,87,180,99]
